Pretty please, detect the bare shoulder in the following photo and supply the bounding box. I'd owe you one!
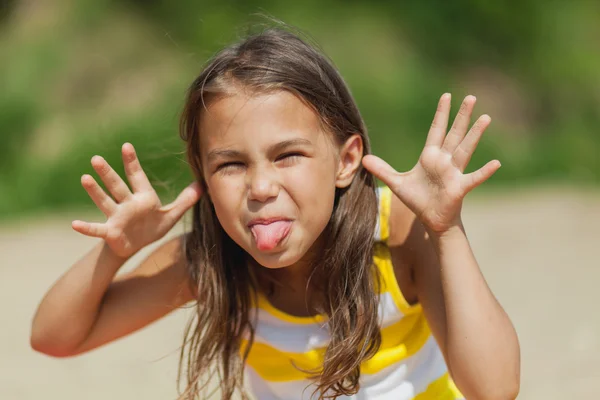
[388,194,419,248]
[387,193,421,305]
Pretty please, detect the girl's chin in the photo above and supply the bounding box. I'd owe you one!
[250,249,302,270]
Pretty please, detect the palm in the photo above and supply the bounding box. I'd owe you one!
[397,146,470,231]
[72,143,202,258]
[102,191,166,257]
[363,94,500,233]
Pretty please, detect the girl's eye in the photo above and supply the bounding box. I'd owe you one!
[216,162,244,173]
[276,153,303,165]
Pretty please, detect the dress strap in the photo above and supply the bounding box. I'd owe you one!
[374,186,422,315]
[375,185,392,243]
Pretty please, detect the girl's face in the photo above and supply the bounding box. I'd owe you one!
[199,90,361,269]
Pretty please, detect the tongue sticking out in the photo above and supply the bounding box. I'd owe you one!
[250,220,292,251]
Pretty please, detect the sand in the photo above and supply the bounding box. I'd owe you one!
[2,186,599,399]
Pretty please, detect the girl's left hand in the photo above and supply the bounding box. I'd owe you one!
[362,94,501,234]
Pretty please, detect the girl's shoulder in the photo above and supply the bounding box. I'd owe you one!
[374,185,392,243]
[375,185,416,247]
[374,185,420,307]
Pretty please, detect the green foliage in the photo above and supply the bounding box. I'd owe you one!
[0,1,598,221]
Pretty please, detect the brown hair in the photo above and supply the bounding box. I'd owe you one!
[178,25,380,399]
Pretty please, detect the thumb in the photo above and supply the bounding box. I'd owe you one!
[162,181,203,219]
[362,155,400,188]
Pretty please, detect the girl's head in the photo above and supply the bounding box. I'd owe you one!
[197,89,362,269]
[179,26,380,399]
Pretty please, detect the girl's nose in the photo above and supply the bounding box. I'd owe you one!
[248,167,279,203]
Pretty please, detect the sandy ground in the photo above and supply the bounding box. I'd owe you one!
[1,186,599,399]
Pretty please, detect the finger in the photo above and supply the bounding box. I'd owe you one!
[161,181,203,222]
[442,95,476,154]
[81,174,117,216]
[453,114,492,172]
[362,155,402,190]
[463,160,501,193]
[71,220,109,238]
[425,93,451,148]
[122,143,154,193]
[91,155,132,203]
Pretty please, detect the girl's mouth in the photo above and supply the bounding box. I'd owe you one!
[248,219,292,251]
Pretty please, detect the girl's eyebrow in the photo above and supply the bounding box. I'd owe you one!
[269,138,313,154]
[207,138,313,162]
[207,148,242,163]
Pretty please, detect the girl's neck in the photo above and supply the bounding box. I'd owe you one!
[252,251,324,317]
[252,230,328,317]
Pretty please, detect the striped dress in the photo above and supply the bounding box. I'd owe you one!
[242,186,464,399]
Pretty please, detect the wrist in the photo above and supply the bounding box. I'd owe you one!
[424,219,472,264]
[425,218,465,240]
[99,240,130,270]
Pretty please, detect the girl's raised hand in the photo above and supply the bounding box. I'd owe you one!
[362,94,500,234]
[72,143,203,259]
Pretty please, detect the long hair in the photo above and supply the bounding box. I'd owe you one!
[177,26,380,399]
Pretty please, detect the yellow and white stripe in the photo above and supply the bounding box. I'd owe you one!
[243,186,463,399]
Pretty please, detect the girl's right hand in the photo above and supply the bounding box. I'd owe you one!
[72,143,203,259]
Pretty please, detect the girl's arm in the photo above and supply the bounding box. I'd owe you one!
[31,235,195,357]
[31,143,201,357]
[416,217,519,400]
[364,94,520,399]
[390,195,519,399]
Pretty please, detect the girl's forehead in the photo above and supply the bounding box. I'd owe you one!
[198,90,327,150]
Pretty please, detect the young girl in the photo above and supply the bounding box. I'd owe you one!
[31,28,520,400]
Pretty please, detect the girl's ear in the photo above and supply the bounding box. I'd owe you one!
[335,134,364,188]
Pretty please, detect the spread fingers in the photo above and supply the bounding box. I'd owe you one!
[81,174,118,216]
[71,219,108,238]
[91,155,132,203]
[122,143,154,193]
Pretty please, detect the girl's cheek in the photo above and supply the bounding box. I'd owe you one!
[210,174,242,192]
[217,178,247,212]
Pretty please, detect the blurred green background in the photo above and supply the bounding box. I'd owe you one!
[1,0,598,222]
[3,2,600,400]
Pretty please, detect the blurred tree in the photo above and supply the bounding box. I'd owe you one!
[0,0,598,221]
